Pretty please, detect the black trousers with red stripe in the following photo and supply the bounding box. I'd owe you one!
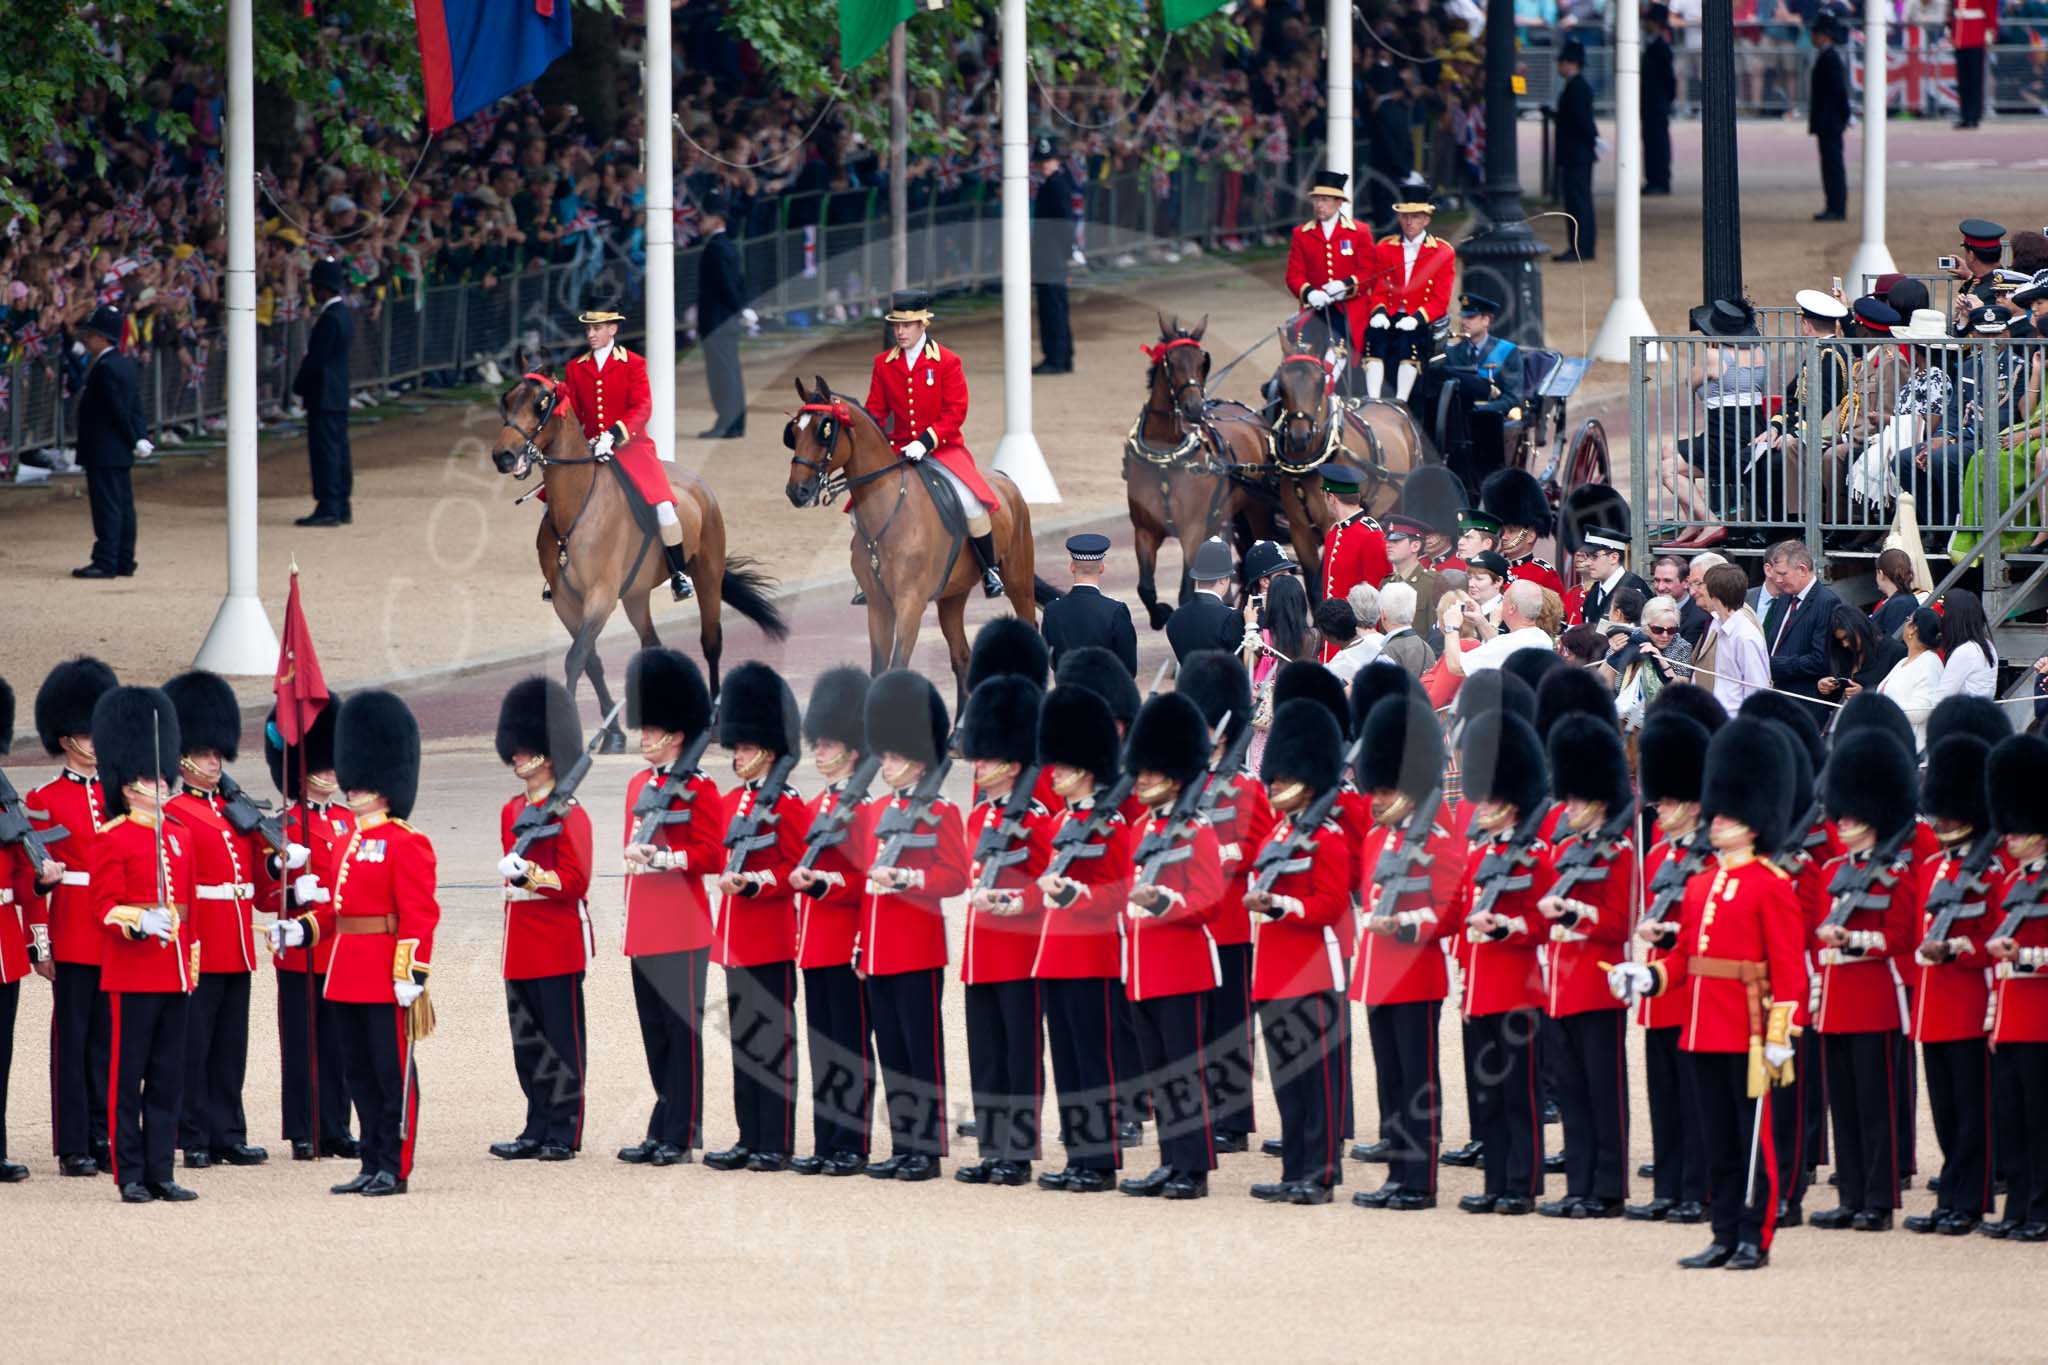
[1644,1025,1706,1203]
[277,968,352,1149]
[1259,990,1343,1187]
[1823,1030,1900,1213]
[1111,977,1150,1125]
[1551,1007,1629,1202]
[506,972,588,1150]
[1894,1026,1919,1177]
[0,980,17,1159]
[334,1000,418,1180]
[865,967,949,1160]
[179,969,251,1153]
[1365,999,1442,1193]
[1133,990,1215,1175]
[1470,1007,1545,1200]
[965,978,1042,1164]
[631,948,707,1150]
[1205,943,1256,1138]
[1923,1036,1994,1217]
[50,961,111,1157]
[106,990,188,1188]
[1690,1048,1780,1249]
[1043,975,1120,1171]
[724,961,798,1156]
[1335,955,1356,1139]
[1995,1042,2048,1227]
[1770,1028,1819,1211]
[803,963,873,1158]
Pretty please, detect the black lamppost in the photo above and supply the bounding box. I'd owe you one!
[1699,0,1743,310]
[1458,0,1548,348]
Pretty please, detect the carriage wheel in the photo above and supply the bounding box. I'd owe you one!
[1561,419,1611,492]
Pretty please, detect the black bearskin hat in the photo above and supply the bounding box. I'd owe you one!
[1535,664,1618,740]
[263,698,343,794]
[1274,659,1351,736]
[1055,646,1141,728]
[92,686,181,819]
[1501,647,1564,696]
[1458,710,1547,814]
[1348,661,1423,735]
[1646,681,1728,735]
[803,666,870,750]
[495,676,583,773]
[865,669,949,767]
[959,676,1042,767]
[1926,694,2011,752]
[1834,691,1915,758]
[626,647,712,738]
[1921,733,1991,832]
[1550,712,1630,809]
[1260,698,1344,794]
[1553,483,1631,557]
[36,656,119,756]
[335,690,422,820]
[1481,467,1551,530]
[966,616,1050,691]
[0,678,11,756]
[1990,734,2048,838]
[1039,685,1122,785]
[1738,689,1824,777]
[1176,650,1253,750]
[1452,668,1536,730]
[1822,728,1917,842]
[1125,692,1210,787]
[1702,717,1792,852]
[717,662,800,757]
[1398,464,1466,538]
[1638,711,1711,805]
[1359,694,1444,800]
[162,670,242,761]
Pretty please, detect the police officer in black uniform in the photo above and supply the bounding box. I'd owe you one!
[1553,41,1599,262]
[1031,136,1077,376]
[70,306,151,580]
[1165,537,1243,662]
[1809,8,1852,223]
[294,258,356,527]
[1040,533,1138,674]
[1642,5,1676,196]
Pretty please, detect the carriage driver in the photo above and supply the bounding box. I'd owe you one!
[1366,187,1455,405]
[865,290,1006,599]
[561,301,694,602]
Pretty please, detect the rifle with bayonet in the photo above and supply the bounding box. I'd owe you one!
[723,750,803,875]
[1465,801,1554,930]
[214,771,288,858]
[1192,715,1256,824]
[629,725,718,848]
[972,759,1045,891]
[1820,819,1917,932]
[1918,832,2001,961]
[1367,785,1444,919]
[1989,862,2048,943]
[1132,710,1233,891]
[510,698,626,858]
[0,767,67,872]
[1646,829,1711,926]
[870,731,958,873]
[1544,799,1640,903]
[1249,733,1370,898]
[798,754,882,872]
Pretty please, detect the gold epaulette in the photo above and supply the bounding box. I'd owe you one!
[1755,858,1791,880]
[388,818,421,835]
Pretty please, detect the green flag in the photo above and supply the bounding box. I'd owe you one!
[1163,0,1230,31]
[840,0,916,69]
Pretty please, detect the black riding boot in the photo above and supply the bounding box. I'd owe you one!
[662,543,696,602]
[970,533,1005,599]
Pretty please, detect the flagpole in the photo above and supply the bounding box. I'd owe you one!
[1846,0,1896,289]
[991,0,1059,505]
[194,0,280,674]
[644,0,677,468]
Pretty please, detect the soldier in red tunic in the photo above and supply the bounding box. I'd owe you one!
[0,677,66,1184]
[90,685,199,1202]
[1317,463,1390,608]
[559,301,694,601]
[1365,192,1455,404]
[1610,717,1808,1270]
[29,656,120,1175]
[1351,694,1464,1212]
[277,690,438,1196]
[618,648,722,1167]
[1282,170,1375,363]
[1905,734,2005,1234]
[1982,734,2048,1240]
[704,664,809,1172]
[865,290,1007,598]
[1480,469,1565,595]
[487,678,593,1163]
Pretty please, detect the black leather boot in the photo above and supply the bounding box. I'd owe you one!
[969,533,1004,598]
[662,543,695,601]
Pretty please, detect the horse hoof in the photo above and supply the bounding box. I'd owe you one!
[1147,602,1173,631]
[598,726,628,755]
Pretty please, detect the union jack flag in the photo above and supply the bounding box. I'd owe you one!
[186,341,210,393]
[1850,29,1958,115]
[0,373,10,413]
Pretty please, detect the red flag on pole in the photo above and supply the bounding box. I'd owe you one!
[273,567,330,744]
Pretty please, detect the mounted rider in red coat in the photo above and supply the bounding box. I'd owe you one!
[864,290,1006,599]
[1365,189,1455,405]
[558,301,694,603]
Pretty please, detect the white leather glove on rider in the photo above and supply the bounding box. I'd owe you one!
[293,872,329,905]
[741,307,760,326]
[284,842,311,871]
[134,438,156,459]
[1369,310,1392,331]
[270,918,308,954]
[394,980,425,1008]
[1325,280,1350,301]
[1607,961,1655,1003]
[497,852,531,883]
[139,907,177,942]
[1307,288,1332,309]
[1764,1042,1796,1069]
[902,438,929,461]
[1395,313,1420,332]
[592,430,616,457]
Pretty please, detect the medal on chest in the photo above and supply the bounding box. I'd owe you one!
[359,839,387,864]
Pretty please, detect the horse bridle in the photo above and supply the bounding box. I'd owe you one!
[499,372,604,478]
[787,398,908,506]
[1143,335,1209,425]
[1276,350,1339,452]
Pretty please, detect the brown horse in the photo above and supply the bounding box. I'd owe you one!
[1125,313,1276,630]
[783,375,1041,707]
[493,370,787,748]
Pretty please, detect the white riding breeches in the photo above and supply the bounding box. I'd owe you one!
[928,457,992,519]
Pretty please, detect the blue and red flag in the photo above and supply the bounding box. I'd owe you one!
[414,0,574,134]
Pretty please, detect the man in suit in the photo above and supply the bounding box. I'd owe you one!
[1808,10,1851,222]
[695,196,752,439]
[1165,537,1243,663]
[1030,136,1077,376]
[1579,529,1652,625]
[1041,533,1137,675]
[1552,40,1598,263]
[70,306,151,579]
[1760,539,1842,714]
[1641,5,1676,196]
[293,257,354,527]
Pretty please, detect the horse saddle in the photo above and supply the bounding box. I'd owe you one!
[603,456,662,541]
[912,461,970,601]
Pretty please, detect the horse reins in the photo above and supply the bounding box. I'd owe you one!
[789,397,923,582]
[499,372,612,582]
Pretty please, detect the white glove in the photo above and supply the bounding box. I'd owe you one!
[1307,288,1332,309]
[270,918,308,953]
[1607,961,1655,1002]
[497,852,531,882]
[1369,311,1392,330]
[284,842,311,872]
[741,307,759,326]
[1764,1042,1795,1069]
[1325,280,1350,301]
[592,429,616,457]
[394,980,424,1008]
[139,907,177,943]
[292,872,329,905]
[902,438,929,461]
[1395,313,1420,333]
[134,438,156,459]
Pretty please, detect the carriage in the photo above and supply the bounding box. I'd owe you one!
[1429,345,1612,508]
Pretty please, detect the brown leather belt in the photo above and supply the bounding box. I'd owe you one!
[338,914,399,935]
[1689,956,1768,983]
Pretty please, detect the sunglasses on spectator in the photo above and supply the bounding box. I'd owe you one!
[1646,625,1677,636]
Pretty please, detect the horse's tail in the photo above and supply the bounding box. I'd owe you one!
[1033,576,1065,607]
[721,556,791,639]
